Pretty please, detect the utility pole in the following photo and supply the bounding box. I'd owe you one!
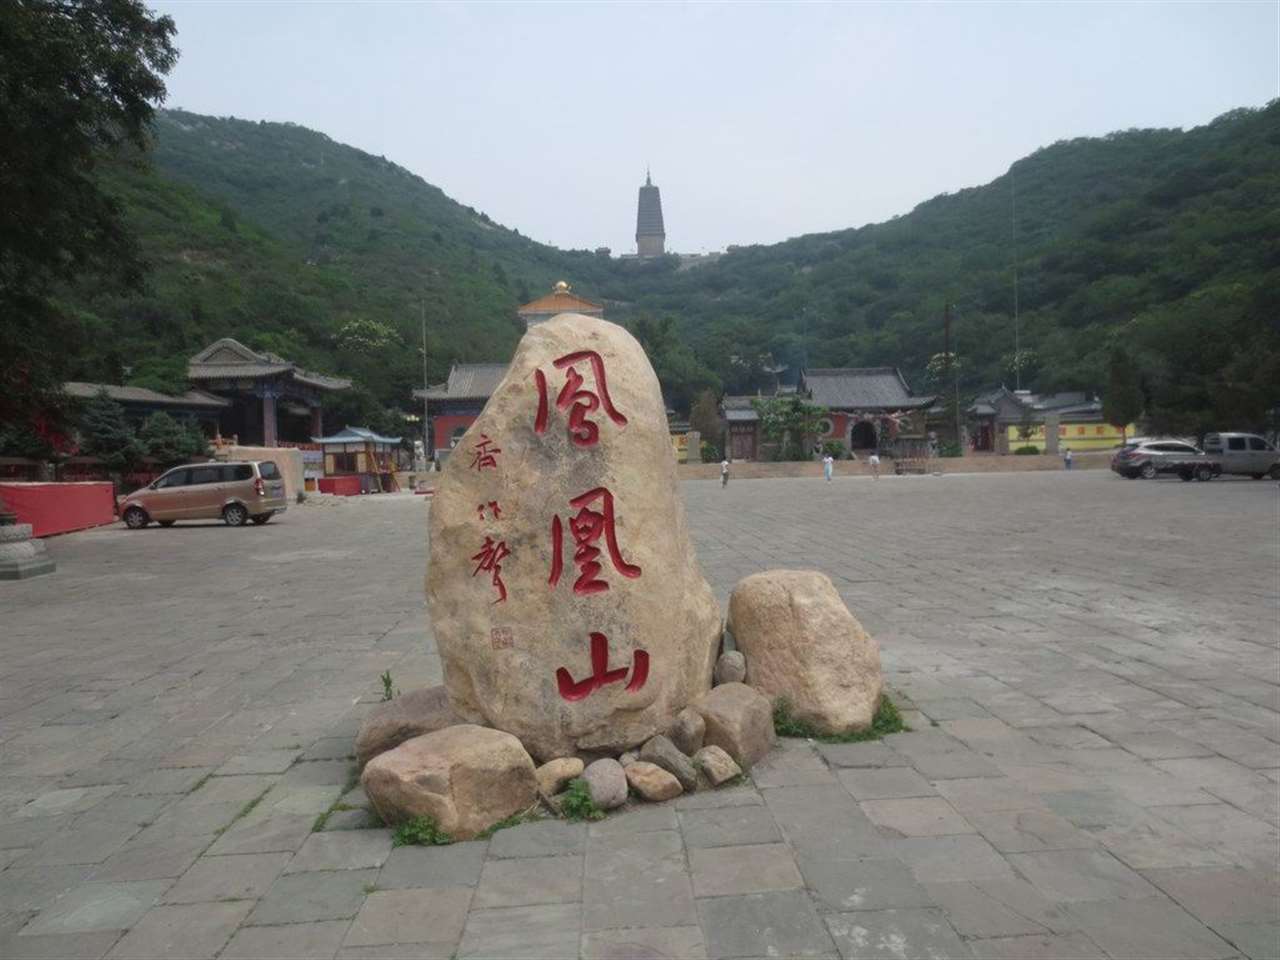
[944,302,962,450]
[421,299,430,466]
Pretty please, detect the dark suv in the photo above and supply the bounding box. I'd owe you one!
[1111,440,1218,481]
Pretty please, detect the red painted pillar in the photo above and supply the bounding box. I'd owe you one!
[262,394,278,447]
[310,406,323,439]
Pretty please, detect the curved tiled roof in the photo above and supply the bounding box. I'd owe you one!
[64,382,230,409]
[188,338,350,391]
[413,362,510,401]
[803,368,933,410]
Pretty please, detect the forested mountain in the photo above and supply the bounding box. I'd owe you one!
[61,102,1280,434]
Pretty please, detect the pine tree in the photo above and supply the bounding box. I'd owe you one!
[79,393,145,473]
[1104,347,1144,443]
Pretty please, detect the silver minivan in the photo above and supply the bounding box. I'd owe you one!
[1201,433,1280,479]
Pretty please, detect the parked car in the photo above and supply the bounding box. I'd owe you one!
[1110,439,1219,481]
[118,460,288,528]
[1201,433,1280,479]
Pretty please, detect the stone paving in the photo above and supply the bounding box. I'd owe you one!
[0,471,1277,959]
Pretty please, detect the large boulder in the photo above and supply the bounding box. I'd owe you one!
[727,570,882,735]
[693,683,775,768]
[426,314,722,761]
[361,725,536,840]
[355,685,461,768]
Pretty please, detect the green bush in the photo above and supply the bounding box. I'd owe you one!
[937,441,963,458]
[559,778,605,821]
[1014,445,1041,455]
[700,440,721,462]
[821,440,847,459]
[773,694,908,743]
[392,815,451,846]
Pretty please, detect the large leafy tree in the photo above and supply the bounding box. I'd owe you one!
[0,0,177,448]
[1103,346,1143,442]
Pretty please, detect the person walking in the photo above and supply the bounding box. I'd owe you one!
[868,450,881,480]
[822,452,834,482]
[720,458,730,487]
[1063,447,1073,471]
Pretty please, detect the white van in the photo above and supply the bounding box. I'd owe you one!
[1201,433,1280,479]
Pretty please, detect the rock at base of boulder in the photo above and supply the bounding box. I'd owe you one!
[535,757,584,798]
[619,751,639,767]
[583,758,628,810]
[625,761,683,802]
[355,685,461,768]
[667,707,706,756]
[361,724,536,840]
[639,735,698,793]
[714,651,747,686]
[727,569,882,736]
[693,745,742,786]
[693,682,775,768]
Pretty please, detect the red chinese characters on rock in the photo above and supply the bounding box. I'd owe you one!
[549,487,641,595]
[534,351,627,447]
[471,536,511,604]
[470,434,501,471]
[556,632,649,701]
[476,500,501,521]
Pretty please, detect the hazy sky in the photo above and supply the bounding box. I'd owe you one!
[154,1,1278,254]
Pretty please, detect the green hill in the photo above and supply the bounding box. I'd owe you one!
[63,102,1280,435]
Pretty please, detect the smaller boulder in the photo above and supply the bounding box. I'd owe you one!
[535,757,584,798]
[714,651,747,686]
[625,761,683,802]
[583,758,628,810]
[355,685,460,768]
[693,682,775,768]
[618,751,639,767]
[639,735,698,793]
[361,724,536,840]
[694,745,742,786]
[667,708,705,756]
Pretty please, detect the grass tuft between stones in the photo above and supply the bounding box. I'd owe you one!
[559,778,606,822]
[392,815,453,846]
[773,693,908,743]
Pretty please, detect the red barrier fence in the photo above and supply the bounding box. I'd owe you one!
[318,475,362,496]
[0,482,116,537]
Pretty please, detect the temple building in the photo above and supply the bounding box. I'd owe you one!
[187,338,350,446]
[635,169,666,258]
[516,281,603,328]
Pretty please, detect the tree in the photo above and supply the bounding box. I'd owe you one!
[1103,347,1143,443]
[139,411,204,466]
[689,389,722,459]
[0,0,177,444]
[752,395,828,461]
[78,392,145,474]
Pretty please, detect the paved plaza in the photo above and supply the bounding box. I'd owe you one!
[1,471,1278,959]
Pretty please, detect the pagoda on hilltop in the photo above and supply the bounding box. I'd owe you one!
[635,169,666,258]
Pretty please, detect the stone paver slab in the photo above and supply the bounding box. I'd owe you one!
[678,804,781,849]
[247,867,378,925]
[1210,920,1280,960]
[457,903,580,960]
[580,925,707,960]
[285,830,393,872]
[1008,849,1161,902]
[750,740,835,788]
[815,742,908,769]
[966,808,1097,853]
[19,880,170,935]
[967,932,1107,959]
[0,929,124,959]
[934,776,1045,813]
[1143,867,1280,923]
[162,851,291,903]
[893,835,1016,883]
[473,855,582,909]
[859,797,974,837]
[344,887,472,948]
[205,815,314,856]
[1065,897,1239,959]
[584,830,694,931]
[824,908,971,960]
[697,889,834,959]
[837,767,935,801]
[89,834,214,882]
[689,843,802,897]
[219,919,349,959]
[377,841,488,889]
[797,857,933,913]
[486,819,585,858]
[104,901,250,959]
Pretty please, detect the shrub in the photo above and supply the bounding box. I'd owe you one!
[821,440,847,459]
[392,815,451,846]
[937,441,963,457]
[773,694,908,743]
[1014,445,1041,455]
[559,778,605,821]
